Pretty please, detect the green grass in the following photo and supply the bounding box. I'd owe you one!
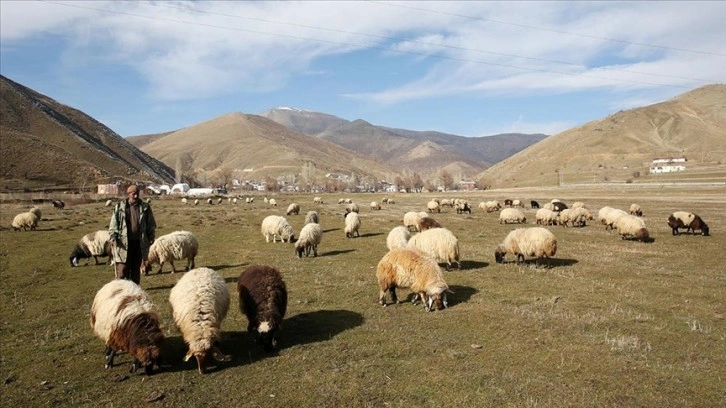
[1,187,724,407]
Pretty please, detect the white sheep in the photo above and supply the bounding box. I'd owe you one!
[344,211,361,238]
[535,208,559,226]
[286,203,300,215]
[169,267,231,374]
[426,200,441,213]
[376,248,450,311]
[499,208,527,224]
[295,222,323,257]
[347,203,360,213]
[482,200,501,213]
[207,198,213,205]
[304,210,319,225]
[11,212,39,231]
[105,199,113,207]
[614,214,649,241]
[141,230,199,275]
[403,211,423,232]
[182,197,188,205]
[194,199,199,206]
[406,227,461,270]
[629,203,643,216]
[261,215,295,243]
[269,198,277,206]
[313,197,323,204]
[70,230,112,267]
[217,197,223,205]
[29,206,42,220]
[600,207,629,231]
[90,280,163,374]
[370,201,381,211]
[386,225,412,250]
[494,227,557,266]
[572,201,586,209]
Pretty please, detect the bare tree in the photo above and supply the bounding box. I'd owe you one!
[217,167,235,189]
[265,176,278,192]
[439,169,454,191]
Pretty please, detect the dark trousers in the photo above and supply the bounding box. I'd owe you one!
[115,239,142,285]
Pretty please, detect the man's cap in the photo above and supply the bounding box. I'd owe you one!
[127,185,139,194]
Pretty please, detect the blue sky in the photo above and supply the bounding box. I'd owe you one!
[1,1,724,138]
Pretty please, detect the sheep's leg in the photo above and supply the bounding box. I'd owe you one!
[312,244,317,257]
[169,260,176,273]
[93,256,101,265]
[390,287,399,304]
[158,261,165,274]
[104,347,116,369]
[516,254,525,264]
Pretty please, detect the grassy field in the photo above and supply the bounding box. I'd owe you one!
[1,187,724,407]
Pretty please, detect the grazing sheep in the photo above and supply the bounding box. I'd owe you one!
[347,203,360,213]
[264,197,269,204]
[104,199,113,207]
[269,198,277,206]
[286,203,300,216]
[207,198,213,205]
[572,201,586,209]
[344,198,353,204]
[562,207,594,227]
[512,199,523,208]
[141,231,199,275]
[182,198,188,205]
[370,201,381,211]
[543,202,554,211]
[376,248,450,311]
[337,198,345,204]
[386,199,395,205]
[535,208,559,226]
[304,210,319,225]
[261,215,295,243]
[668,211,709,236]
[217,197,223,205]
[417,216,442,232]
[51,200,65,209]
[426,200,441,213]
[382,198,389,204]
[245,197,251,204]
[232,197,238,204]
[313,197,323,204]
[344,211,361,238]
[70,230,112,267]
[480,200,501,213]
[403,211,423,232]
[531,200,540,209]
[237,265,288,352]
[600,207,628,231]
[494,227,557,266]
[630,203,643,217]
[499,208,527,224]
[440,199,452,208]
[169,267,230,374]
[504,199,513,207]
[194,199,199,206]
[614,214,650,241]
[11,212,38,231]
[90,280,163,375]
[551,201,568,212]
[455,200,472,214]
[29,206,42,220]
[406,227,461,270]
[386,226,412,250]
[295,223,323,257]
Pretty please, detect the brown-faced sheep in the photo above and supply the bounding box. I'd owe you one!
[237,265,288,352]
[70,230,112,267]
[90,280,164,375]
[376,248,450,311]
[668,211,709,236]
[614,214,650,241]
[406,227,461,271]
[630,203,643,217]
[169,267,230,374]
[494,227,557,266]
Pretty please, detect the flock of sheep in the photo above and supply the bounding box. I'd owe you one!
[9,193,711,377]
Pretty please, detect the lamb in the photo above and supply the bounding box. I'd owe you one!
[376,248,450,312]
[370,201,381,211]
[90,280,164,375]
[261,215,295,243]
[70,230,112,267]
[29,206,42,220]
[630,203,643,217]
[269,198,277,206]
[181,197,188,205]
[207,198,213,205]
[499,208,527,224]
[417,216,442,231]
[494,227,557,266]
[295,222,323,257]
[668,211,709,236]
[403,211,423,232]
[386,226,412,250]
[51,200,65,209]
[426,200,441,213]
[313,196,323,204]
[237,265,288,352]
[304,210,319,225]
[614,214,650,241]
[286,203,300,216]
[344,211,361,238]
[530,200,540,209]
[169,267,230,374]
[406,227,461,270]
[141,230,199,275]
[11,212,39,231]
[535,208,559,226]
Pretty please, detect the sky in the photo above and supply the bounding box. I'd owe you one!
[1,1,725,138]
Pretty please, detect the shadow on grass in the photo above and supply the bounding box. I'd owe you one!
[458,260,489,270]
[320,249,355,257]
[283,309,365,348]
[359,232,383,238]
[498,257,579,268]
[448,285,478,305]
[323,228,340,233]
[206,263,248,272]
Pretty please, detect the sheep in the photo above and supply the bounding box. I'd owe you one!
[600,207,628,231]
[455,200,472,214]
[232,197,238,204]
[51,200,65,209]
[406,227,461,270]
[217,197,223,205]
[531,200,540,209]
[403,211,423,232]
[11,212,38,231]
[169,267,230,374]
[440,198,452,207]
[182,197,188,205]
[572,201,586,209]
[426,200,441,213]
[494,227,557,266]
[286,203,300,216]
[304,210,319,225]
[512,199,523,208]
[141,231,199,275]
[561,207,593,227]
[264,197,269,204]
[614,214,650,241]
[499,208,527,224]
[630,203,643,217]
[344,198,352,204]
[90,280,164,375]
[261,215,295,243]
[313,197,323,204]
[237,265,288,352]
[337,198,345,204]
[347,203,360,213]
[370,201,381,211]
[543,202,555,211]
[207,198,213,205]
[668,211,709,236]
[481,200,501,213]
[551,201,568,212]
[194,199,199,206]
[269,198,277,206]
[504,199,513,207]
[386,226,412,250]
[29,206,42,220]
[417,216,442,232]
[381,198,389,204]
[70,230,112,267]
[245,197,251,204]
[376,248,450,312]
[535,208,559,226]
[295,222,323,257]
[344,211,361,238]
[105,199,113,207]
[386,199,395,205]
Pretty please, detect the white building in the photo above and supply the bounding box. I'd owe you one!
[649,157,687,174]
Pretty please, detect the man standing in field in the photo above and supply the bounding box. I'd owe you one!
[109,184,156,284]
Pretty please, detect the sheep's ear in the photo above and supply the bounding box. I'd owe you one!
[446,289,455,294]
[183,350,195,362]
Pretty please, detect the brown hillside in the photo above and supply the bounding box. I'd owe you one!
[138,112,401,183]
[0,75,175,191]
[479,84,726,188]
